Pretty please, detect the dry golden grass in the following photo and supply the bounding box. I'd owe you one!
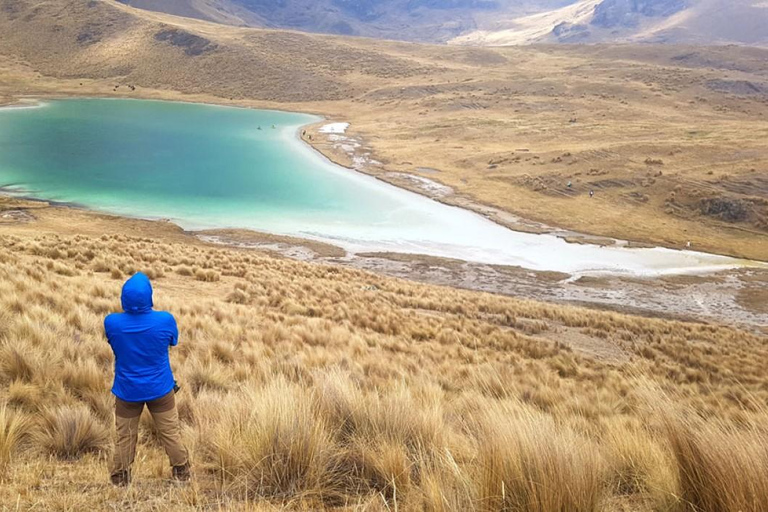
[660,403,768,512]
[34,405,111,461]
[0,405,30,479]
[0,231,765,510]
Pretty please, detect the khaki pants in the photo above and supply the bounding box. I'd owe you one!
[112,390,188,476]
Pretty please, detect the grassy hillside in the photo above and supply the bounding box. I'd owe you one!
[0,208,766,510]
[0,0,419,102]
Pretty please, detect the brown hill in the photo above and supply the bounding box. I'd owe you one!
[0,0,434,102]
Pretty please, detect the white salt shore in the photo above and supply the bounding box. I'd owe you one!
[304,122,762,277]
[319,122,350,134]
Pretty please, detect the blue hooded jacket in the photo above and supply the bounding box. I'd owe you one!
[105,273,178,402]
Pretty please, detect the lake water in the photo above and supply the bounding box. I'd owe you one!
[0,99,752,275]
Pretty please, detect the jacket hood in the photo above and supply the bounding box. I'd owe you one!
[121,272,153,314]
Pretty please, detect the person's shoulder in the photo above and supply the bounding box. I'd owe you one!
[151,311,177,325]
[104,312,123,328]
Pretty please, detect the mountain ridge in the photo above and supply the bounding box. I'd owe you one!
[113,0,768,46]
[452,0,768,46]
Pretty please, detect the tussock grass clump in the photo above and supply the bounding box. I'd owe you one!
[185,359,233,394]
[175,265,194,276]
[34,405,110,460]
[194,268,220,282]
[662,407,768,512]
[226,287,249,304]
[199,379,342,502]
[60,359,108,397]
[0,345,35,382]
[476,402,604,512]
[604,421,679,509]
[0,405,31,478]
[6,381,43,411]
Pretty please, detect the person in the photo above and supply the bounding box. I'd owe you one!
[589,189,594,198]
[105,273,190,486]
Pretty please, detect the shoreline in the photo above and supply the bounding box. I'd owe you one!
[0,93,329,118]
[0,96,765,275]
[3,195,766,332]
[292,110,768,265]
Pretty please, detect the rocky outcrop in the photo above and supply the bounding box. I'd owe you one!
[706,79,768,97]
[591,0,688,28]
[154,28,218,56]
[552,22,591,42]
[699,197,751,223]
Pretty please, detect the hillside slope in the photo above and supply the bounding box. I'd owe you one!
[0,0,435,102]
[0,204,766,509]
[452,0,768,45]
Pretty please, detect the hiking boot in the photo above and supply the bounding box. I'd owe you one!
[172,462,191,482]
[110,469,131,487]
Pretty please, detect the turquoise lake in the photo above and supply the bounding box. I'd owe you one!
[0,99,749,275]
[0,99,397,230]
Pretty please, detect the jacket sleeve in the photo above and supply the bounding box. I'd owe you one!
[103,316,113,345]
[168,314,179,347]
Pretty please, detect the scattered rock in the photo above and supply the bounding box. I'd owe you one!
[0,209,34,224]
[563,236,616,247]
[155,28,217,56]
[706,79,768,97]
[699,197,750,222]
